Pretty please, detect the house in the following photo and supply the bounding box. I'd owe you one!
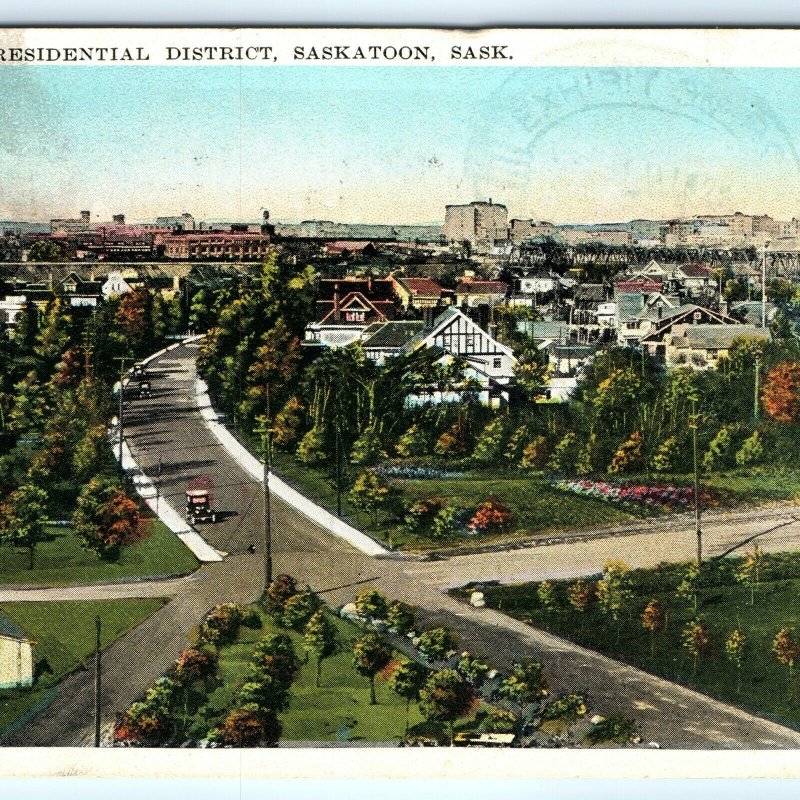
[625,259,670,282]
[390,276,449,310]
[0,613,34,689]
[673,264,714,296]
[729,301,777,326]
[59,272,103,308]
[305,277,399,347]
[101,271,133,299]
[663,324,770,370]
[615,291,680,346]
[323,240,378,258]
[454,278,509,308]
[360,320,426,364]
[402,306,518,406]
[640,304,741,361]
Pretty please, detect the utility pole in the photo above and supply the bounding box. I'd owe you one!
[754,353,760,422]
[254,412,273,592]
[761,245,768,329]
[94,616,102,747]
[335,412,342,517]
[689,401,702,566]
[113,356,133,460]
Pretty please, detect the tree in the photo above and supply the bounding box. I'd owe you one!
[519,435,549,470]
[514,350,550,402]
[349,470,399,526]
[725,628,747,694]
[264,574,297,614]
[352,633,392,705]
[27,239,67,262]
[597,560,633,640]
[497,659,548,739]
[271,397,304,449]
[763,362,800,423]
[736,545,765,606]
[676,561,705,613]
[471,417,506,466]
[736,430,764,467]
[546,432,578,472]
[388,657,428,734]
[608,431,643,474]
[395,423,429,458]
[0,483,49,569]
[303,610,339,687]
[350,427,384,467]
[682,617,712,676]
[431,505,459,540]
[537,580,558,620]
[703,424,741,471]
[250,633,301,691]
[415,627,458,663]
[418,669,476,745]
[641,598,665,658]
[386,600,416,635]
[650,435,681,474]
[73,477,150,561]
[434,417,469,457]
[455,651,489,689]
[215,707,280,747]
[772,627,799,699]
[280,589,322,631]
[172,647,218,733]
[354,588,389,622]
[567,579,597,614]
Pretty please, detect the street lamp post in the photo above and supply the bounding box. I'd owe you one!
[94,616,102,747]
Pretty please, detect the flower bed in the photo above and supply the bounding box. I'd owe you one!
[374,461,466,481]
[554,479,719,515]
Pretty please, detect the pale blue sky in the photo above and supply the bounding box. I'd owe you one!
[3,65,800,224]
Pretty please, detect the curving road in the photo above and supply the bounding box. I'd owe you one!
[7,342,800,748]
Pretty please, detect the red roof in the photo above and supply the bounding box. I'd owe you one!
[455,279,508,295]
[400,277,444,297]
[324,240,377,254]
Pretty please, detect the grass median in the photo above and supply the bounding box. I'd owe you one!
[0,519,199,586]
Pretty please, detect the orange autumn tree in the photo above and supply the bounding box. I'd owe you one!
[763,362,800,423]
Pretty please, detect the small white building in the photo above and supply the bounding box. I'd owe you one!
[102,271,133,300]
[0,613,34,690]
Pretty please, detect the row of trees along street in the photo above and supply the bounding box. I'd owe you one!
[0,287,184,567]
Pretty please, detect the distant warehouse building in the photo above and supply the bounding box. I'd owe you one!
[161,231,272,260]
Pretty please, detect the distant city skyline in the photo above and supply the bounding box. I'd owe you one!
[4,65,800,225]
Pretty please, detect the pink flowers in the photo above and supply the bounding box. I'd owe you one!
[555,479,715,514]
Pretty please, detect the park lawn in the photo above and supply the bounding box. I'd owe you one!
[475,558,800,731]
[0,598,167,738]
[204,609,427,743]
[0,520,199,586]
[272,453,634,551]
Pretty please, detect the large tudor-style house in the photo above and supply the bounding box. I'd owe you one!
[400,307,518,407]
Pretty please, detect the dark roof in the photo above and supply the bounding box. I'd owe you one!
[678,324,770,349]
[317,278,397,303]
[454,280,508,295]
[362,320,426,349]
[574,284,606,302]
[677,264,713,278]
[0,612,28,641]
[399,277,444,297]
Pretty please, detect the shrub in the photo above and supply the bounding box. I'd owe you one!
[264,574,298,615]
[387,600,416,635]
[468,497,513,534]
[519,435,548,470]
[608,431,643,475]
[403,497,447,535]
[280,590,322,631]
[213,706,281,747]
[546,433,578,473]
[736,430,764,467]
[395,423,429,458]
[416,627,458,662]
[197,603,246,647]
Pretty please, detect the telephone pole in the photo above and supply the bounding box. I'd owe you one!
[754,353,761,422]
[689,401,702,566]
[113,356,133,460]
[255,412,273,592]
[94,616,102,747]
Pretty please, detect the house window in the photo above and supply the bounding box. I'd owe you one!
[493,358,502,369]
[345,311,364,322]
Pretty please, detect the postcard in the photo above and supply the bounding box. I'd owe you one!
[3,26,800,780]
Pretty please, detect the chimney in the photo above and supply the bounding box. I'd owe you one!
[81,210,90,223]
[658,304,663,320]
[113,214,125,225]
[333,283,341,322]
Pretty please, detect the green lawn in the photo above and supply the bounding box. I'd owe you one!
[0,520,199,586]
[0,598,166,738]
[475,553,800,731]
[204,610,428,743]
[272,454,634,551]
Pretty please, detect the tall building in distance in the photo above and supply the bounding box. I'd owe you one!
[443,200,508,248]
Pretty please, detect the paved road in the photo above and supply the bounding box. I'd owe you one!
[8,343,800,748]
